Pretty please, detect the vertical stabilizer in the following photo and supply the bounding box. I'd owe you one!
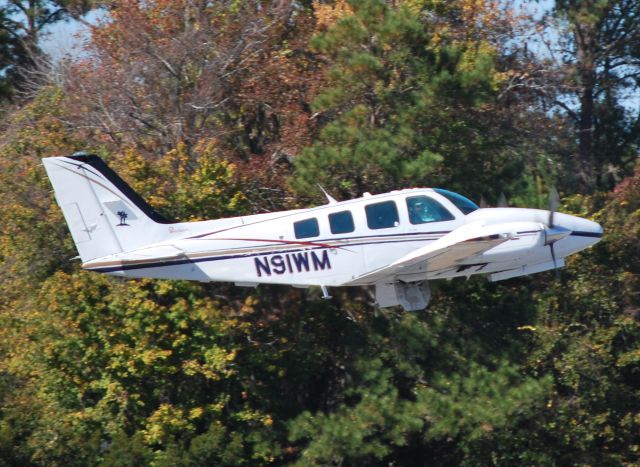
[43,154,173,262]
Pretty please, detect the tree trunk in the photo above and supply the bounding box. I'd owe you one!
[577,71,595,190]
[574,17,598,192]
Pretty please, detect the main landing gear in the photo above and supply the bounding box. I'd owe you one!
[375,280,431,312]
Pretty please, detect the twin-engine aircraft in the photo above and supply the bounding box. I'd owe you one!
[43,154,603,311]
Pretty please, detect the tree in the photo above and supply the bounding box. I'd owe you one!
[0,8,29,99]
[0,1,94,100]
[551,0,640,190]
[289,0,544,204]
[62,0,296,155]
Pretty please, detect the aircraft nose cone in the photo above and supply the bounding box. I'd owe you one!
[573,217,604,244]
[552,214,603,257]
[552,212,603,241]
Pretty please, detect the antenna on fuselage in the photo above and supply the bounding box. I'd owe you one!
[318,185,338,204]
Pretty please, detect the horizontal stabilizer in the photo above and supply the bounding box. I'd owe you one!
[83,244,186,271]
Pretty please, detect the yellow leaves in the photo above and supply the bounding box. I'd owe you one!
[313,0,354,32]
[616,348,640,368]
[457,40,498,73]
[208,395,230,415]
[460,0,502,28]
[241,295,259,314]
[109,139,247,222]
[399,0,429,16]
[182,346,237,381]
[234,408,274,427]
[189,406,204,420]
[140,349,173,366]
[151,281,174,300]
[143,403,196,445]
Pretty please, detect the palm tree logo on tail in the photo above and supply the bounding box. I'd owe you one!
[116,211,129,226]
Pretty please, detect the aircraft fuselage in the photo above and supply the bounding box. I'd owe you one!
[81,189,602,287]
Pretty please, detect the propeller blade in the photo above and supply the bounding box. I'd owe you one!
[550,242,561,280]
[498,192,507,207]
[548,187,559,228]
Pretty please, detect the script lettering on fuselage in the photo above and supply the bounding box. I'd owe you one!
[255,250,331,277]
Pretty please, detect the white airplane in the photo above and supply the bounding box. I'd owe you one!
[43,154,603,311]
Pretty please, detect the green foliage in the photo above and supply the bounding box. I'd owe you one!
[114,141,249,222]
[286,302,553,466]
[0,87,86,308]
[0,8,28,100]
[516,166,640,465]
[290,0,510,201]
[1,272,277,465]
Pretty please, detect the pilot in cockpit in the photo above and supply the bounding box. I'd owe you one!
[409,199,437,223]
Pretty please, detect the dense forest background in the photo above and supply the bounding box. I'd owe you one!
[0,0,638,465]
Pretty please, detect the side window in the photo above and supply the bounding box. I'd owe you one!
[365,201,399,230]
[294,218,319,239]
[406,196,455,224]
[329,211,355,234]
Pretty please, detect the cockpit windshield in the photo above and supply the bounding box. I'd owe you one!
[434,189,479,215]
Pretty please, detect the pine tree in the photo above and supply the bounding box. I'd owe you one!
[290,0,503,201]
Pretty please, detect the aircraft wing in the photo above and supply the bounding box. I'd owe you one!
[346,222,531,285]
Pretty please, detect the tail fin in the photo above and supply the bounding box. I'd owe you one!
[43,154,174,262]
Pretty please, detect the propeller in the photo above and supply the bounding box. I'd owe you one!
[549,239,560,279]
[548,187,559,228]
[544,187,569,278]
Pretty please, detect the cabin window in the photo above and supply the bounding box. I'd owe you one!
[406,196,455,224]
[365,201,399,230]
[294,218,319,239]
[329,211,355,234]
[434,188,479,214]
